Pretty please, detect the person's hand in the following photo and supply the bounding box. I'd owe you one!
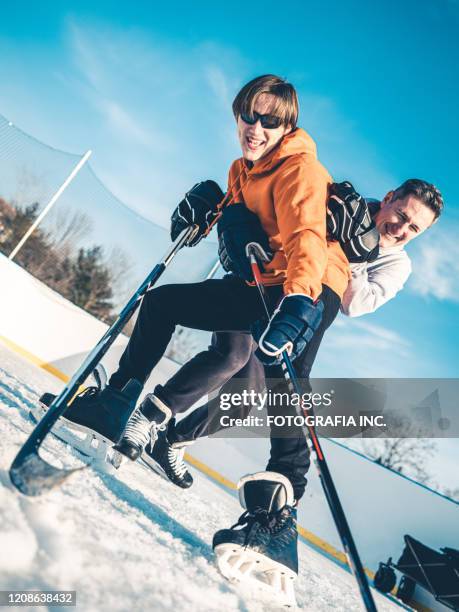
[217,203,273,281]
[254,294,324,366]
[170,180,224,247]
[327,181,379,263]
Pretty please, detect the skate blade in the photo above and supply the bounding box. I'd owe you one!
[214,542,297,607]
[30,403,121,474]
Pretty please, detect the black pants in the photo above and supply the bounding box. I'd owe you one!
[169,287,340,499]
[109,275,340,500]
[157,331,256,414]
[110,275,281,389]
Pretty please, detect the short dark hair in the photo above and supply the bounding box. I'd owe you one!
[391,179,443,220]
[232,74,299,129]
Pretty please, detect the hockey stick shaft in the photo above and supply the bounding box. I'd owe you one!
[249,251,377,612]
[9,226,196,496]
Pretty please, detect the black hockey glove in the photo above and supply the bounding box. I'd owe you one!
[254,294,324,366]
[327,181,379,263]
[217,203,273,282]
[170,180,224,247]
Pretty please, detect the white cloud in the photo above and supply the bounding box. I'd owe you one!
[409,216,459,303]
[315,314,413,378]
[1,16,402,231]
[346,319,410,348]
[296,92,399,198]
[204,64,234,110]
[96,99,155,148]
[61,18,403,228]
[61,20,246,225]
[66,22,167,152]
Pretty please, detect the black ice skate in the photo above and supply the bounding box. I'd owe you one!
[141,423,194,489]
[213,471,298,607]
[114,394,172,461]
[32,377,142,464]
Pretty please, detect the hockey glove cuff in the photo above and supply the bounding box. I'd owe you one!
[254,294,324,366]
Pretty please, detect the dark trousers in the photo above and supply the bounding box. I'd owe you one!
[109,275,340,500]
[109,275,282,390]
[170,286,341,500]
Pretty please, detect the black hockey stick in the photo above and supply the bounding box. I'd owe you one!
[248,249,377,612]
[9,226,197,497]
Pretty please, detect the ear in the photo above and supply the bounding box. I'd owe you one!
[381,190,394,208]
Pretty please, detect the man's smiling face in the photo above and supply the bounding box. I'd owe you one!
[375,192,436,248]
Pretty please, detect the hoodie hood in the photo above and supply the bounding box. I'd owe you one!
[247,128,318,175]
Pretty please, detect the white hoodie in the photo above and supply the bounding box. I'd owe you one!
[340,247,412,317]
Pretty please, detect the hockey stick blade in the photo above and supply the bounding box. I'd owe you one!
[8,227,195,497]
[9,447,85,496]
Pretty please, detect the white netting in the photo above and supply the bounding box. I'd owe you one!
[0,113,219,323]
[0,114,80,210]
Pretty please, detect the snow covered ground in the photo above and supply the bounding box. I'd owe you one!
[0,344,402,611]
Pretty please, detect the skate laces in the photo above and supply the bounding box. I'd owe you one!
[122,409,164,451]
[167,445,188,477]
[234,507,296,548]
[149,421,167,451]
[233,508,272,531]
[235,507,293,533]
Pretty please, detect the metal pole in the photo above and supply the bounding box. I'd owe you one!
[9,150,92,261]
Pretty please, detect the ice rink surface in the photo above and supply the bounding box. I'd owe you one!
[0,344,401,611]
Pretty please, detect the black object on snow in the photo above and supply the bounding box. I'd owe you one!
[393,535,459,610]
[373,558,397,593]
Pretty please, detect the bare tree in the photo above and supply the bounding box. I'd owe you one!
[13,167,49,211]
[29,209,93,284]
[360,437,437,484]
[346,410,438,485]
[106,246,135,306]
[46,208,93,251]
[442,487,459,502]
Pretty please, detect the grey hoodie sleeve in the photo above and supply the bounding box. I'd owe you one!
[340,250,412,317]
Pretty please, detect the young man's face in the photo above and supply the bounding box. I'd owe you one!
[237,93,291,164]
[375,192,436,248]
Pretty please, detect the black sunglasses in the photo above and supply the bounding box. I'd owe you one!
[240,110,284,130]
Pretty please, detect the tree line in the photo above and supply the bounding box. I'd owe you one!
[0,197,115,323]
[0,196,203,358]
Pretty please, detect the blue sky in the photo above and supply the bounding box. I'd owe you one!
[0,3,458,383]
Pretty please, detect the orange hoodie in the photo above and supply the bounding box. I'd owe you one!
[224,128,349,301]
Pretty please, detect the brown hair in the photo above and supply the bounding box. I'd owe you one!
[232,74,299,129]
[391,179,443,220]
